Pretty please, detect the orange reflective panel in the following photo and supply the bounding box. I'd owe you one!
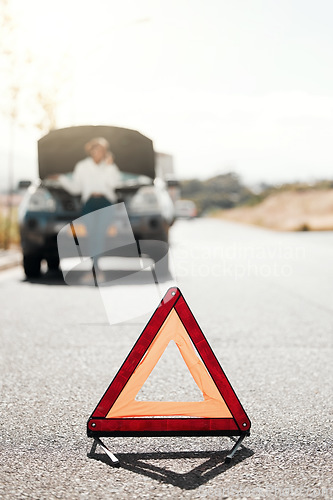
[106,309,232,418]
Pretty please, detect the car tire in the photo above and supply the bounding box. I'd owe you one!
[46,255,60,271]
[23,255,41,278]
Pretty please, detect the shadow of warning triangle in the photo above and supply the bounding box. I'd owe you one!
[88,447,254,489]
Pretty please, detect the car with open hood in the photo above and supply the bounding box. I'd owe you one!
[19,125,175,278]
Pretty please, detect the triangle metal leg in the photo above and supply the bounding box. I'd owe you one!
[88,438,120,467]
[225,433,247,463]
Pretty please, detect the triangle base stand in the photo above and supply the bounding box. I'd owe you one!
[87,431,250,466]
[88,437,120,467]
[225,432,248,463]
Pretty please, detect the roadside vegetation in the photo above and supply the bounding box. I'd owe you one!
[180,174,333,231]
[0,207,20,248]
[180,172,254,213]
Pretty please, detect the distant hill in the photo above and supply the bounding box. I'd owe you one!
[180,173,333,231]
[216,189,333,231]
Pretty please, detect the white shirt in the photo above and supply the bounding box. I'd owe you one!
[59,157,122,203]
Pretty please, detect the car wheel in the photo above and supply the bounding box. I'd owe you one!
[23,255,41,278]
[46,255,60,271]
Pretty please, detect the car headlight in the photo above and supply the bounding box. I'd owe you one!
[27,188,57,212]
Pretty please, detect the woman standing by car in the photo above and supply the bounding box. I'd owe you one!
[54,137,122,281]
[58,137,121,214]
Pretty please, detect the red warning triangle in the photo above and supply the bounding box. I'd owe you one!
[87,287,251,437]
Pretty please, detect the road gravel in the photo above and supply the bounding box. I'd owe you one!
[0,219,332,499]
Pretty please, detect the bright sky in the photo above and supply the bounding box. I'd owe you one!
[1,0,333,187]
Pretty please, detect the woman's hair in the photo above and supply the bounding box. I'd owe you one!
[84,137,110,154]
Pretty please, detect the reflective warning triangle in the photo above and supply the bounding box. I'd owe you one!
[87,287,251,437]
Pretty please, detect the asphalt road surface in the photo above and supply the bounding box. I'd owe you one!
[1,218,332,499]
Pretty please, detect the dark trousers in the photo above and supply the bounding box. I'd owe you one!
[81,196,111,216]
[81,196,112,269]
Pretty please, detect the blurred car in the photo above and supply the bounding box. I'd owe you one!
[175,199,197,219]
[19,125,175,278]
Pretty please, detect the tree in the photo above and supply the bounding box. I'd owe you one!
[0,0,27,248]
[0,0,71,247]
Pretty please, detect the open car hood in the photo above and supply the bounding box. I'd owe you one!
[38,125,155,180]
